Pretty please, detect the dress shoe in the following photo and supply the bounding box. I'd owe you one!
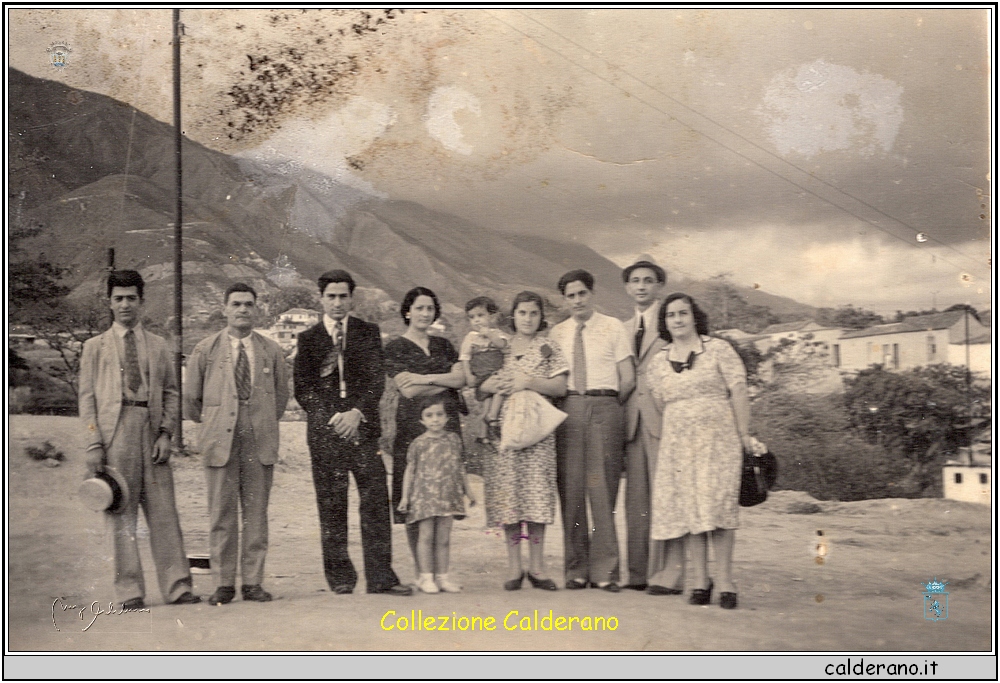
[170,591,202,605]
[624,583,648,591]
[596,582,621,593]
[646,584,683,596]
[565,578,588,590]
[526,572,558,591]
[720,592,738,610]
[208,586,236,605]
[121,597,145,610]
[368,584,413,596]
[241,585,273,602]
[689,579,714,606]
[503,572,525,591]
[331,584,353,595]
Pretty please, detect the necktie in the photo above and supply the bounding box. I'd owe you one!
[123,329,141,393]
[235,340,251,400]
[635,316,645,358]
[319,322,342,378]
[573,322,587,393]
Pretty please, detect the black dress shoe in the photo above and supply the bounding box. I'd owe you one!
[170,591,202,605]
[720,592,738,610]
[526,573,557,591]
[503,572,525,591]
[689,579,714,606]
[121,597,146,610]
[331,584,354,595]
[369,584,413,596]
[565,578,588,590]
[646,584,683,596]
[596,582,621,593]
[625,583,648,591]
[241,585,273,602]
[208,586,236,605]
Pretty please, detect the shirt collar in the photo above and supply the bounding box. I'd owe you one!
[323,314,349,337]
[636,303,658,329]
[112,322,143,338]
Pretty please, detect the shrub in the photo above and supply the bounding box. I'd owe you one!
[753,392,910,501]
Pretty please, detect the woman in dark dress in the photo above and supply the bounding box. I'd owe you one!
[384,287,467,579]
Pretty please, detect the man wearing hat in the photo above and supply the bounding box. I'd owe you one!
[78,270,200,609]
[621,259,685,594]
[185,282,289,605]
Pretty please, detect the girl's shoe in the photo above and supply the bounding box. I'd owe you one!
[526,572,558,591]
[503,572,525,591]
[417,573,439,594]
[689,579,713,606]
[720,592,738,610]
[435,574,462,593]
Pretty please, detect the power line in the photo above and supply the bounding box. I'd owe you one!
[487,10,988,280]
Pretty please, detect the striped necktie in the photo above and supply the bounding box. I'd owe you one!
[123,329,142,393]
[235,340,251,400]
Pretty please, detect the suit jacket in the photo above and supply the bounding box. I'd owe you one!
[624,300,663,442]
[78,326,178,450]
[293,316,384,442]
[184,329,290,467]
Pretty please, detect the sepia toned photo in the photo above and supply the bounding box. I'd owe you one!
[6,6,994,675]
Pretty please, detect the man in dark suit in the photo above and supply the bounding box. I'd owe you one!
[293,270,411,596]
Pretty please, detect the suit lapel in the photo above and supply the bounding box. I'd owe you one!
[103,328,123,398]
[639,301,660,361]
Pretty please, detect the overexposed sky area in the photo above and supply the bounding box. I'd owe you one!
[8,8,993,313]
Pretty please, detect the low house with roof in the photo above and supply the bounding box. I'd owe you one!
[836,310,988,372]
[264,307,321,352]
[942,427,991,506]
[948,328,992,376]
[755,320,843,360]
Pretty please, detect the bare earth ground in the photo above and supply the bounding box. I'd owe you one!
[7,416,992,652]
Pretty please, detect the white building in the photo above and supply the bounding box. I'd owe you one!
[755,320,843,363]
[266,308,320,351]
[942,428,991,505]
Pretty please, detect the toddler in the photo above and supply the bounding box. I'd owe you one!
[459,296,510,441]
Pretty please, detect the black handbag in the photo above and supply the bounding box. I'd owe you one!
[739,449,778,507]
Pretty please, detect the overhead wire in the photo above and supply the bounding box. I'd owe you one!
[486,9,989,281]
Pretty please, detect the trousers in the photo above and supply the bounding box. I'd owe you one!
[105,405,193,604]
[205,403,273,587]
[625,414,666,585]
[556,395,624,585]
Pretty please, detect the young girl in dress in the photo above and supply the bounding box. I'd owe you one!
[398,395,476,593]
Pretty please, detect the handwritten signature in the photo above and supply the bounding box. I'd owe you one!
[51,597,149,632]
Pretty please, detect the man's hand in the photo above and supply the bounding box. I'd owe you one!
[151,432,173,465]
[330,409,363,440]
[85,447,106,478]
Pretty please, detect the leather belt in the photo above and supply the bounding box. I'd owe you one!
[566,389,618,397]
[121,398,149,407]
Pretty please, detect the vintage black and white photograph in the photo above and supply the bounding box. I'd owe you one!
[6,6,994,669]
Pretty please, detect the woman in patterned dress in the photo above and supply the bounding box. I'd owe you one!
[480,291,568,591]
[646,293,752,610]
[384,287,467,579]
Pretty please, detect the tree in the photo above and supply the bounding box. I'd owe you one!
[9,223,68,322]
[27,293,110,393]
[701,274,780,334]
[843,364,990,496]
[816,304,885,330]
[260,286,320,326]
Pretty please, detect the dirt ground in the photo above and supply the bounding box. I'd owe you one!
[7,415,992,652]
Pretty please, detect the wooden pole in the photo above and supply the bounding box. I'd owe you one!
[173,9,184,449]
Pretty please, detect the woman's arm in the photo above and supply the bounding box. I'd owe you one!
[512,372,567,398]
[729,379,753,451]
[393,363,466,399]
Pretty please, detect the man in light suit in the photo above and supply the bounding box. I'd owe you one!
[79,270,200,609]
[185,282,289,605]
[294,269,410,596]
[622,259,685,593]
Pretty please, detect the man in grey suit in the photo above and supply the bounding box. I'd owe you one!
[79,270,200,609]
[185,282,290,604]
[622,260,685,593]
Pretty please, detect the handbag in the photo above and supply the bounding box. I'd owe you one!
[739,449,778,507]
[499,389,568,450]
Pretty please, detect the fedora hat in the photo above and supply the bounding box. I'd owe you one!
[622,257,666,284]
[79,466,130,513]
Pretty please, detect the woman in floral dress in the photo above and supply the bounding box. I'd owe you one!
[480,291,568,591]
[646,293,752,610]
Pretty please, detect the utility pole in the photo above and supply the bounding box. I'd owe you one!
[173,9,184,449]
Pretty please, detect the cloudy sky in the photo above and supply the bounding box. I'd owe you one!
[9,8,992,314]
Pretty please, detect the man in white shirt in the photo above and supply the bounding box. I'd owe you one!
[185,283,289,604]
[550,269,635,592]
